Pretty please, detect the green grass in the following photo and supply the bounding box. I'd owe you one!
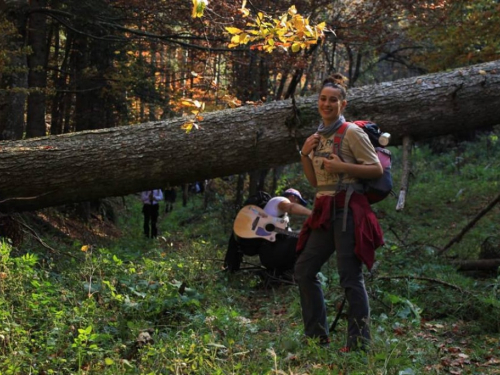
[1,128,500,374]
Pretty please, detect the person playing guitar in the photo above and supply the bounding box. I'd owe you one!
[234,188,312,241]
[225,189,312,274]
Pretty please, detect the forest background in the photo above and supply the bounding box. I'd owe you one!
[1,0,500,374]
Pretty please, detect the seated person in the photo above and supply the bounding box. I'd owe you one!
[224,188,311,274]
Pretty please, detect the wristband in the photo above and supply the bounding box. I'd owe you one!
[299,150,308,158]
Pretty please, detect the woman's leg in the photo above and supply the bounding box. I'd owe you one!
[294,227,335,338]
[333,208,371,349]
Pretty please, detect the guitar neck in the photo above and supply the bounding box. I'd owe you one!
[271,226,300,238]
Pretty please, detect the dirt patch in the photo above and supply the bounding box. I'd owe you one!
[1,200,124,251]
[32,209,123,245]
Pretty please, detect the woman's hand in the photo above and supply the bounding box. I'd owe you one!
[323,154,384,178]
[322,154,345,174]
[301,133,320,155]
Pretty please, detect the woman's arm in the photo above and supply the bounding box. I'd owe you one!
[301,154,317,187]
[322,154,383,179]
[300,133,321,187]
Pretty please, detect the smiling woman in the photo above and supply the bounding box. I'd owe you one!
[295,73,384,351]
[318,80,347,127]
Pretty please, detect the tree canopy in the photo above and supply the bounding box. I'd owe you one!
[2,0,498,142]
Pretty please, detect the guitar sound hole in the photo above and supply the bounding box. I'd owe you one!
[265,224,275,232]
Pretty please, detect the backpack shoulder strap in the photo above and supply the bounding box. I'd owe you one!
[333,122,350,157]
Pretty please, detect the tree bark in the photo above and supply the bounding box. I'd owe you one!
[451,259,500,271]
[1,60,500,212]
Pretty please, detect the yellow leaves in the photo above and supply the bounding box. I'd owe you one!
[181,121,199,133]
[179,98,205,133]
[238,7,250,17]
[316,21,326,32]
[291,42,302,53]
[230,33,250,46]
[191,0,208,18]
[223,6,326,53]
[225,27,243,35]
[222,95,242,108]
[181,99,204,109]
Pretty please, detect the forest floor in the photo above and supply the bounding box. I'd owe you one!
[2,130,500,374]
[13,202,124,251]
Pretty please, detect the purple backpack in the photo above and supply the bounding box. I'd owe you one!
[333,121,393,204]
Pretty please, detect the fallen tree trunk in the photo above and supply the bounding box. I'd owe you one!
[1,60,500,212]
[451,259,500,271]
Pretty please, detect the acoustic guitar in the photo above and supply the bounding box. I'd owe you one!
[233,204,299,242]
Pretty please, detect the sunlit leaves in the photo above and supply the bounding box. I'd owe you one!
[224,5,327,53]
[225,27,243,35]
[406,0,500,71]
[191,0,208,18]
[221,94,242,108]
[180,98,205,133]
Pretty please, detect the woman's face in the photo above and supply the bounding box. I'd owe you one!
[318,86,346,126]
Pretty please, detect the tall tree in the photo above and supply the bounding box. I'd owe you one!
[0,0,29,140]
[26,0,48,138]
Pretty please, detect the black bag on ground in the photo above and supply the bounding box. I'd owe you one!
[242,191,272,209]
[258,235,298,273]
[224,232,264,272]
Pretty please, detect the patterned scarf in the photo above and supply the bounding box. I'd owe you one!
[316,115,346,138]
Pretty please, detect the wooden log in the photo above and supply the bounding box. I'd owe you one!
[1,60,500,212]
[451,259,500,271]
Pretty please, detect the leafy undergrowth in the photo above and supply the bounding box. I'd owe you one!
[1,129,500,374]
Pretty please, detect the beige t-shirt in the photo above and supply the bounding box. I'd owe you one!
[310,124,380,197]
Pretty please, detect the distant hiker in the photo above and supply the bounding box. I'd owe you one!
[141,189,163,238]
[224,188,311,275]
[295,73,384,350]
[163,187,177,213]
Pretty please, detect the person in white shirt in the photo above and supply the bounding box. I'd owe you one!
[140,189,163,238]
[263,188,312,218]
[224,188,311,274]
[258,189,312,273]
